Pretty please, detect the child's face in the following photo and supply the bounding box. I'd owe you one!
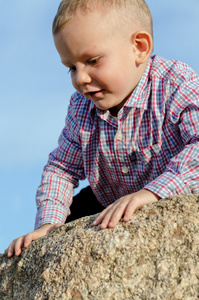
[54,8,141,115]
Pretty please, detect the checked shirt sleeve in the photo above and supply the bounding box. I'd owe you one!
[35,95,85,229]
[144,76,199,199]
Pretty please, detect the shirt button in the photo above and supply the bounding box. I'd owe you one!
[122,166,129,174]
[116,132,123,141]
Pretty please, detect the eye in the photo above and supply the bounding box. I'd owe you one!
[68,66,76,73]
[87,57,100,65]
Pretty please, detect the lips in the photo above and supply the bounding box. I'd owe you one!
[84,89,103,98]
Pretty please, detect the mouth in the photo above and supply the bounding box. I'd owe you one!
[84,89,104,98]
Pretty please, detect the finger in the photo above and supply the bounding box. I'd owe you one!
[104,202,128,228]
[23,223,63,246]
[23,223,63,249]
[122,191,155,221]
[123,200,137,221]
[93,205,113,226]
[23,232,36,248]
[24,228,48,246]
[14,236,25,256]
[98,203,124,229]
[6,239,16,257]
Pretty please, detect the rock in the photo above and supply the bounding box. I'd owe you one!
[1,194,199,299]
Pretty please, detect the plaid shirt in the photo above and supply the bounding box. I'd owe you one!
[35,55,199,229]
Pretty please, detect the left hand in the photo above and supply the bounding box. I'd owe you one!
[93,189,160,229]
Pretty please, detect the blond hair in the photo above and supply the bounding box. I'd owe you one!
[52,0,153,38]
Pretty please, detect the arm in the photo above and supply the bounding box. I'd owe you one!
[6,94,86,256]
[35,96,86,229]
[94,74,199,229]
[142,64,199,198]
[94,122,198,229]
[144,98,199,198]
[144,142,199,198]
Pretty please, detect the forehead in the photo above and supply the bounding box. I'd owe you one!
[61,3,136,39]
[54,8,127,54]
[68,7,122,34]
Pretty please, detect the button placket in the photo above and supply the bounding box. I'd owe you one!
[116,132,123,141]
[122,166,129,174]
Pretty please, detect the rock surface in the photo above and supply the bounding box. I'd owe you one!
[1,194,199,299]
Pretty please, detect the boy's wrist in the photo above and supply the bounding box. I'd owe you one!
[143,189,161,201]
[40,223,51,227]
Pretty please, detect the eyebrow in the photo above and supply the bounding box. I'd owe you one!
[61,59,71,67]
[62,51,101,67]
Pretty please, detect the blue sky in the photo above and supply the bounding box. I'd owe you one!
[1,0,199,254]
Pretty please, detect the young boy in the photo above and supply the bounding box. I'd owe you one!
[6,0,199,257]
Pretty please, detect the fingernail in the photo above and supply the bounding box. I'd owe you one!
[101,223,106,229]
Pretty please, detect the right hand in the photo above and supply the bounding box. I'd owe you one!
[5,223,62,257]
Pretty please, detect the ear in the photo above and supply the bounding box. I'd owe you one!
[132,31,153,64]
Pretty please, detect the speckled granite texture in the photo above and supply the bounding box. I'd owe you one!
[1,194,199,299]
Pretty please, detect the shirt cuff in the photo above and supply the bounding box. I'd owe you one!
[34,204,70,230]
[144,169,191,199]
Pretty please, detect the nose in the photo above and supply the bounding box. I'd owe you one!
[75,68,92,86]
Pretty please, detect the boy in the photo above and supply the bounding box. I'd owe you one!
[6,0,199,257]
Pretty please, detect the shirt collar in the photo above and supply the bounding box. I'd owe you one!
[125,57,152,110]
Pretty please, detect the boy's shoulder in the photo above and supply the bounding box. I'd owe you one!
[150,54,198,84]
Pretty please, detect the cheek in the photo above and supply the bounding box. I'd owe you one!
[71,74,79,91]
[105,69,126,89]
[96,65,122,87]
